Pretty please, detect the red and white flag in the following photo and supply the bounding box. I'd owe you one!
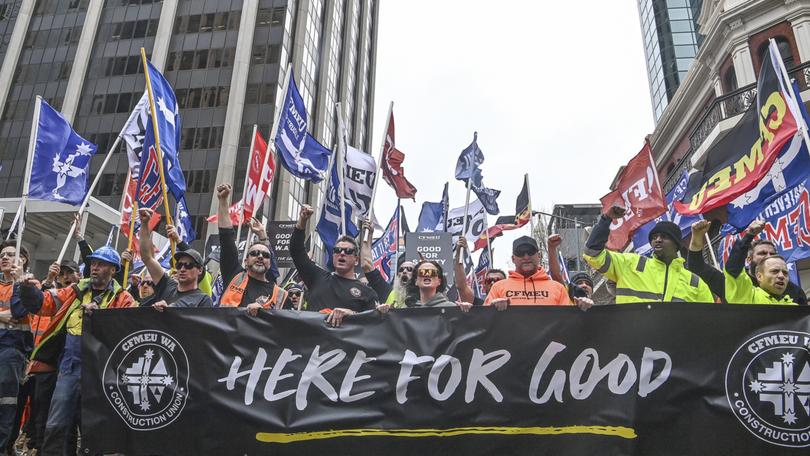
[381,110,417,200]
[600,143,667,251]
[119,175,161,250]
[208,130,275,225]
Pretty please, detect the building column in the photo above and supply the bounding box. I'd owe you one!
[60,0,104,122]
[731,41,756,87]
[790,15,810,64]
[0,0,36,118]
[151,0,179,71]
[210,0,259,217]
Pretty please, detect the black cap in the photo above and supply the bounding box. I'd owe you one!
[648,221,682,244]
[173,249,204,267]
[59,259,80,273]
[512,236,539,253]
[570,272,593,287]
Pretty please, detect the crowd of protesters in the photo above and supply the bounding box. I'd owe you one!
[0,193,806,455]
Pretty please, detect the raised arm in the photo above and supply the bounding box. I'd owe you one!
[290,204,323,288]
[215,184,242,285]
[453,237,475,303]
[138,208,165,284]
[547,233,564,283]
[685,220,724,297]
[726,220,763,279]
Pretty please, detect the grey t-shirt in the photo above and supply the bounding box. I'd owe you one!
[149,275,212,308]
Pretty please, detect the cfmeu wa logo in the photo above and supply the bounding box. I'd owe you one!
[103,330,190,431]
[726,330,810,448]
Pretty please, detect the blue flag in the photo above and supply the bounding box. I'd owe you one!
[316,154,358,269]
[144,60,185,200]
[275,70,332,182]
[633,169,703,256]
[473,246,491,299]
[211,273,224,307]
[726,80,810,230]
[175,196,196,243]
[28,99,97,205]
[417,183,449,232]
[454,133,500,215]
[371,206,399,283]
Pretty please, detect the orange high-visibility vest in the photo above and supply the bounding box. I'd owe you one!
[220,272,287,308]
[0,281,31,332]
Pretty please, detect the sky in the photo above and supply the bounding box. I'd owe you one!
[369,0,656,270]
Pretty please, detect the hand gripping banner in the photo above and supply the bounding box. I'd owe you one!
[82,305,810,455]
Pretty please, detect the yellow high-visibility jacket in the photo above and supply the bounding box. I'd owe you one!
[583,249,714,304]
[724,269,797,305]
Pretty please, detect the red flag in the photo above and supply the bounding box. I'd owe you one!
[472,215,529,251]
[381,110,417,199]
[119,176,161,252]
[600,144,667,251]
[208,131,275,225]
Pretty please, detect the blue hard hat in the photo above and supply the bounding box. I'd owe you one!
[86,246,122,270]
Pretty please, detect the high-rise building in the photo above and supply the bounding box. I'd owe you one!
[637,0,701,122]
[0,0,378,272]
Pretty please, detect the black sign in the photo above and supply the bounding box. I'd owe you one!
[404,232,454,288]
[82,305,810,456]
[267,221,297,267]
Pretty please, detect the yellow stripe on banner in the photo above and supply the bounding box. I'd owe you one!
[256,425,637,444]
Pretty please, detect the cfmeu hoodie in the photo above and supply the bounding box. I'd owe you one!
[484,268,571,306]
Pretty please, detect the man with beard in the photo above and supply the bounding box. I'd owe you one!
[215,184,287,315]
[583,206,714,304]
[688,219,806,304]
[137,208,212,309]
[292,205,392,327]
[385,259,415,307]
[0,242,43,454]
[34,246,135,456]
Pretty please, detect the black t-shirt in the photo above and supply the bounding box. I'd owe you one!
[305,273,379,313]
[235,275,277,308]
[141,276,212,308]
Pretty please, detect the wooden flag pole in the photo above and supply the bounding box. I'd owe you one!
[122,201,138,289]
[705,232,720,269]
[236,124,258,252]
[365,101,393,240]
[55,135,121,264]
[15,96,42,268]
[140,47,176,266]
[459,133,476,264]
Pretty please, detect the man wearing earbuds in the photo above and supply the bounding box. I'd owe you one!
[291,205,392,326]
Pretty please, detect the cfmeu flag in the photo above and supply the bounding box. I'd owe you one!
[600,143,666,251]
[316,152,358,269]
[381,110,417,199]
[454,133,500,215]
[633,169,703,256]
[29,99,97,205]
[674,42,799,216]
[143,60,185,200]
[371,206,399,283]
[121,93,149,179]
[275,69,332,182]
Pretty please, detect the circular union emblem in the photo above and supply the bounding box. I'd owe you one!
[725,330,810,448]
[349,287,362,298]
[103,330,189,431]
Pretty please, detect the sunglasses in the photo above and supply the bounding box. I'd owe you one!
[417,268,439,278]
[398,266,413,273]
[513,248,538,257]
[484,277,501,284]
[248,250,271,259]
[332,246,356,255]
[289,292,301,297]
[175,262,197,270]
[139,280,155,287]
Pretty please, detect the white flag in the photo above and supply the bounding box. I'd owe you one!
[343,145,377,218]
[445,199,486,244]
[120,93,149,179]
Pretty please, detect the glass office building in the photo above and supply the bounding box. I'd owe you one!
[0,0,378,260]
[638,0,701,122]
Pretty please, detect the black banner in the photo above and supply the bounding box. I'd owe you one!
[267,221,296,267]
[82,305,810,455]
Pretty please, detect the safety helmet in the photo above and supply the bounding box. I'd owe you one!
[86,246,122,271]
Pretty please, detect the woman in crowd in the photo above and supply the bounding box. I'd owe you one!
[406,260,472,311]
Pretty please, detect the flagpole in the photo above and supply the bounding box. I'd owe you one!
[484,213,493,260]
[705,232,720,269]
[114,169,131,251]
[15,95,42,266]
[336,102,347,237]
[460,132,476,236]
[236,124,258,250]
[392,200,400,279]
[311,140,338,258]
[524,173,535,235]
[140,47,176,266]
[122,200,138,289]
[366,101,393,240]
[54,136,121,264]
[5,204,22,241]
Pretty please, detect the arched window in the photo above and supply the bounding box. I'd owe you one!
[758,37,795,70]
